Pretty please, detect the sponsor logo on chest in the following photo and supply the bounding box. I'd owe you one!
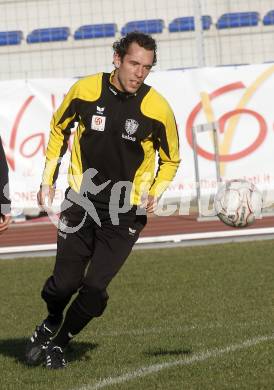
[91,115,106,131]
[122,119,139,142]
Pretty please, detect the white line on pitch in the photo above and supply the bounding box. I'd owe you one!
[94,319,267,337]
[71,333,274,390]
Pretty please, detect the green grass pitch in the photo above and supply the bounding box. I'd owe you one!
[1,239,274,389]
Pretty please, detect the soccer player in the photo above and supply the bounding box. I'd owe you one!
[25,32,180,369]
[0,136,11,234]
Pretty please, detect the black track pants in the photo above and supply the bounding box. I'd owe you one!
[41,198,147,322]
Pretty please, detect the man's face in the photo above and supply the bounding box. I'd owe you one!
[113,42,154,94]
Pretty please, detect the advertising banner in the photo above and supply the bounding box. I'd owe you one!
[1,63,274,212]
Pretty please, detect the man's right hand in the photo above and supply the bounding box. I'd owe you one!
[37,184,56,212]
[0,214,11,235]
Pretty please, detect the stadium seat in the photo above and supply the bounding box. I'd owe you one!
[216,12,259,29]
[168,16,212,32]
[121,19,164,35]
[0,30,22,46]
[263,10,274,25]
[26,27,70,43]
[74,23,117,39]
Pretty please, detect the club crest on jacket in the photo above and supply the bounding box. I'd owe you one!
[124,119,139,135]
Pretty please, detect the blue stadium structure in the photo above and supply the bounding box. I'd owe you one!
[26,27,70,43]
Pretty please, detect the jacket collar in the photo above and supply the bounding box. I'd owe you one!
[107,71,138,100]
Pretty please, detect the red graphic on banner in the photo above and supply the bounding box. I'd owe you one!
[5,96,34,170]
[186,82,267,161]
[3,94,67,171]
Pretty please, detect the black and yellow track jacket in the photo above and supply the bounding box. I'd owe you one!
[42,72,180,206]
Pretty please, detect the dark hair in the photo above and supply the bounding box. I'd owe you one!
[113,31,157,66]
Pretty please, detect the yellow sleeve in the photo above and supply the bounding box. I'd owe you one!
[41,81,80,185]
[42,73,102,186]
[141,88,181,198]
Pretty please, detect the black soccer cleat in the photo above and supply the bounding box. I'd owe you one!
[25,321,60,366]
[45,343,66,369]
